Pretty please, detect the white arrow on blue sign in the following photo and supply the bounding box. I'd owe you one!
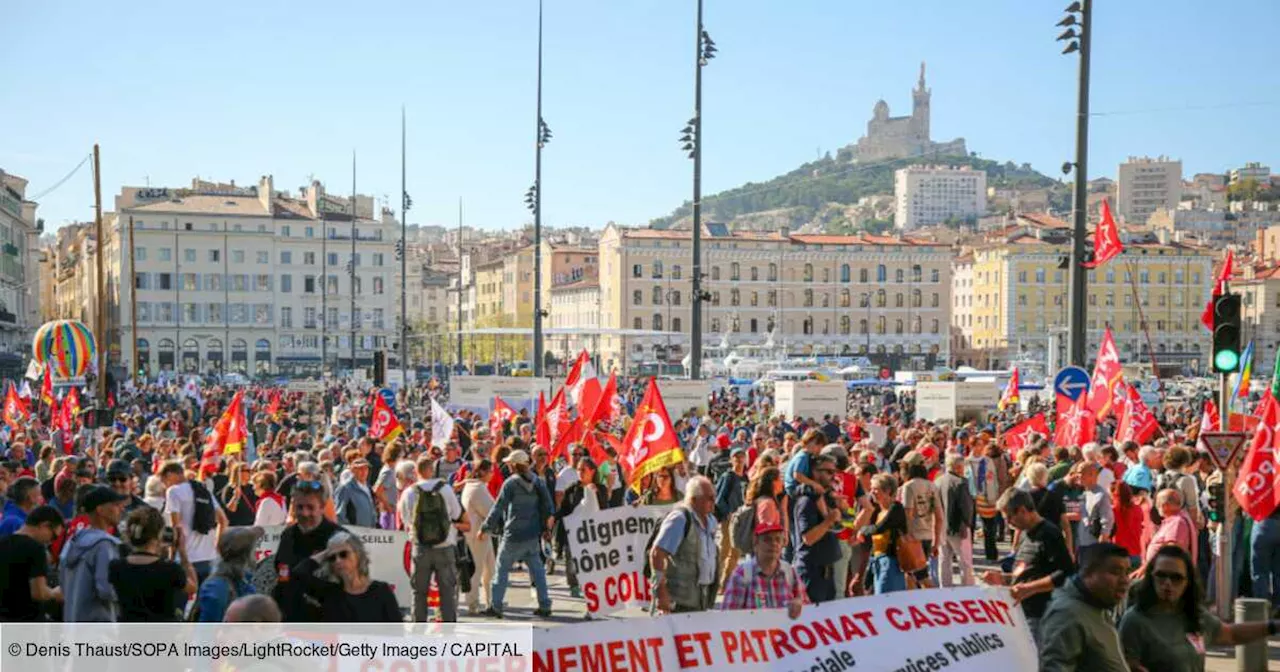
[1054,366,1092,402]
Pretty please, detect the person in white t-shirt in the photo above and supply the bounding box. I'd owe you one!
[251,471,287,527]
[160,461,228,587]
[553,445,587,510]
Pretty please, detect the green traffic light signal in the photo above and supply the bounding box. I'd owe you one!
[1214,349,1239,373]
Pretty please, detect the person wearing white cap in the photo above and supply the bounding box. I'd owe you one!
[480,449,555,618]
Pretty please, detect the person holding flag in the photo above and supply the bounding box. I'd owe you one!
[999,367,1020,412]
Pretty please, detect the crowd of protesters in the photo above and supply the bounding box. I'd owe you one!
[0,373,1276,671]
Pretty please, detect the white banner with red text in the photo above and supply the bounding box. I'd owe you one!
[531,586,1037,672]
[248,525,415,610]
[563,504,671,616]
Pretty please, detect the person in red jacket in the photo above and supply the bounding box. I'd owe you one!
[1110,480,1144,568]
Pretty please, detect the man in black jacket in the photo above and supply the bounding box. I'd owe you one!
[714,448,748,583]
[271,482,345,622]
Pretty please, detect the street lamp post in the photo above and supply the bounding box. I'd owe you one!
[861,292,872,355]
[1058,1,1092,367]
[400,107,411,382]
[529,0,552,378]
[684,0,716,380]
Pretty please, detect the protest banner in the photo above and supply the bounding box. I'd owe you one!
[564,505,670,616]
[248,525,414,610]
[531,585,1036,672]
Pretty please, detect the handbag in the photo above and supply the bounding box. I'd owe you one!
[455,541,476,594]
[895,532,928,574]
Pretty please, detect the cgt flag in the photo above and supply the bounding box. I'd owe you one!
[3,382,29,429]
[490,396,516,442]
[1234,389,1280,521]
[202,391,247,473]
[1115,383,1159,446]
[369,392,404,443]
[1054,393,1096,448]
[620,377,684,491]
[1082,198,1124,268]
[998,367,1020,411]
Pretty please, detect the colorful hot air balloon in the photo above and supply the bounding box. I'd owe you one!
[32,320,96,380]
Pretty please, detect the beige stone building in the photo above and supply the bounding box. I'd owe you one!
[1117,156,1182,223]
[0,169,43,370]
[597,224,952,373]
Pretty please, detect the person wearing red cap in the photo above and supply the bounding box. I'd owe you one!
[720,510,804,618]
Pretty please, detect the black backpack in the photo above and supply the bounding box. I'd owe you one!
[189,481,217,535]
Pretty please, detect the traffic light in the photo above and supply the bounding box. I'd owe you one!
[1212,293,1242,373]
[373,350,386,386]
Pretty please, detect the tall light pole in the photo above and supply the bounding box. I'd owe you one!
[683,0,716,380]
[1059,1,1092,366]
[400,107,411,381]
[456,198,464,371]
[350,152,358,373]
[528,0,552,378]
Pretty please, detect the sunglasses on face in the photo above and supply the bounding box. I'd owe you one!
[328,549,352,563]
[1152,570,1186,585]
[295,480,324,493]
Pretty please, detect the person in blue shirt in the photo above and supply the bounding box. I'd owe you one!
[783,429,828,497]
[0,478,43,537]
[195,527,262,622]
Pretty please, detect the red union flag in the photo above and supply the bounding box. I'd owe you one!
[1086,327,1124,420]
[1200,399,1221,435]
[1002,414,1049,457]
[368,392,404,442]
[1201,250,1235,331]
[1055,394,1096,448]
[490,396,516,442]
[1082,198,1123,268]
[1234,390,1280,521]
[1116,383,1159,445]
[998,367,1020,411]
[202,391,247,472]
[620,377,684,490]
[3,382,28,429]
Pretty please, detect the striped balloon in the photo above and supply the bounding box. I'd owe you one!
[32,320,96,379]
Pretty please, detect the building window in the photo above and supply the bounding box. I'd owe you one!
[671,264,682,280]
[672,317,682,332]
[653,314,663,331]
[730,263,740,281]
[257,251,269,264]
[895,293,904,308]
[932,293,939,307]
[304,252,316,265]
[281,226,291,237]
[233,250,245,264]
[653,261,663,279]
[912,265,922,283]
[633,264,642,278]
[373,253,384,267]
[157,273,173,290]
[671,290,681,306]
[281,307,292,328]
[877,265,886,282]
[184,249,196,263]
[711,266,720,281]
[895,319,904,334]
[305,276,316,294]
[280,275,292,293]
[931,269,940,283]
[875,290,886,308]
[768,263,778,282]
[373,277,384,294]
[767,290,777,307]
[134,246,147,261]
[280,251,292,264]
[751,267,759,281]
[633,290,642,305]
[895,269,904,283]
[134,273,150,290]
[633,317,642,329]
[803,264,813,282]
[653,287,663,305]
[328,253,339,267]
[931,319,940,334]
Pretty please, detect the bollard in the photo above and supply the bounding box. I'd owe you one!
[1234,597,1269,672]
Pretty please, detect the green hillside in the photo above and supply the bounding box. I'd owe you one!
[650,152,1063,231]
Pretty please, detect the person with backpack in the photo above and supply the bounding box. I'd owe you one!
[650,476,720,614]
[714,448,748,587]
[193,527,262,622]
[60,485,126,622]
[934,452,974,586]
[160,460,227,588]
[480,450,555,619]
[398,455,464,623]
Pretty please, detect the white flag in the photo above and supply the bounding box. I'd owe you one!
[431,397,455,449]
[24,360,42,381]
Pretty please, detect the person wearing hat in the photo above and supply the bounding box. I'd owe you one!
[481,449,555,619]
[719,511,804,618]
[334,457,376,528]
[59,485,127,622]
[106,459,147,515]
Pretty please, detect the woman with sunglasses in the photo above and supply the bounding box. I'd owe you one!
[1120,545,1276,672]
[293,531,401,622]
[639,467,682,506]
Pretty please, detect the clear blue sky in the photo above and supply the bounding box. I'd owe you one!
[4,0,1278,233]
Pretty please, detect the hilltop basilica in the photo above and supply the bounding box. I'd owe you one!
[852,63,967,162]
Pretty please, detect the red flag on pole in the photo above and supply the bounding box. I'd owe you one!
[1116,383,1159,445]
[1234,390,1280,521]
[1201,250,1235,331]
[1054,394,1096,447]
[265,390,282,421]
[490,396,516,443]
[202,391,247,472]
[998,367,1020,411]
[1082,198,1123,268]
[1086,327,1124,420]
[1002,414,1049,457]
[535,391,549,449]
[3,382,29,429]
[619,377,684,490]
[1200,399,1221,435]
[368,392,404,442]
[40,365,54,406]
